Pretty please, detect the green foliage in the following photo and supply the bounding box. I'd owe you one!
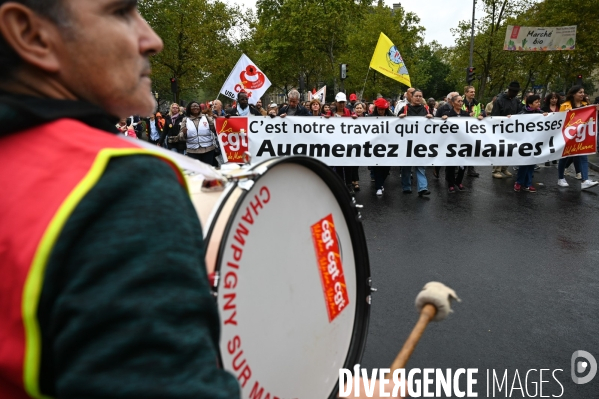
[447,0,599,101]
[139,0,247,103]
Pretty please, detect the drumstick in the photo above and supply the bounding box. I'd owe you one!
[389,282,460,372]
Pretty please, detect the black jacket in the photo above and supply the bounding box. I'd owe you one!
[159,114,185,150]
[277,104,310,116]
[401,103,430,117]
[440,108,470,118]
[227,105,261,116]
[519,107,544,115]
[491,92,522,116]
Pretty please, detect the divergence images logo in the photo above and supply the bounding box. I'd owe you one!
[571,350,597,384]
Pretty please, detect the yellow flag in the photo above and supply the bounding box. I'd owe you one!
[369,33,411,87]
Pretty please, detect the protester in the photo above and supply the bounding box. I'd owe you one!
[160,102,185,153]
[462,86,485,177]
[308,99,322,116]
[557,85,599,190]
[427,98,437,116]
[490,81,522,179]
[322,103,331,115]
[541,92,561,113]
[438,94,480,193]
[227,91,261,116]
[435,91,457,119]
[278,89,310,116]
[353,102,366,117]
[267,102,278,116]
[144,113,163,145]
[347,93,358,112]
[326,92,358,194]
[255,98,268,116]
[212,99,226,117]
[398,89,432,196]
[514,95,550,192]
[369,98,394,196]
[0,0,240,397]
[180,101,217,165]
[394,88,414,116]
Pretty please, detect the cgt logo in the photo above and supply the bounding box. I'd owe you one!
[571,350,597,384]
[561,106,597,157]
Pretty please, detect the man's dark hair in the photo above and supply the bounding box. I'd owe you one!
[0,0,68,79]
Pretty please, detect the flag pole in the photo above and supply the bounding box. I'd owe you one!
[360,68,371,100]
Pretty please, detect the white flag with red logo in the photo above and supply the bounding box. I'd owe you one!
[219,54,271,105]
[310,86,326,104]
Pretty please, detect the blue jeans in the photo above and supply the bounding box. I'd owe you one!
[401,166,428,192]
[516,165,535,187]
[558,156,586,180]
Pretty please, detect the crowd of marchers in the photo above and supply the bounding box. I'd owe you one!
[123,82,599,197]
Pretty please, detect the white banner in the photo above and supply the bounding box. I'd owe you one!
[241,108,598,166]
[219,54,271,105]
[504,25,576,51]
[310,86,326,103]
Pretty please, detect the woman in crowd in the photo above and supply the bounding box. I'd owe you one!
[542,92,561,113]
[322,103,331,115]
[160,103,185,153]
[369,98,394,196]
[514,95,549,193]
[557,85,599,190]
[308,99,322,116]
[398,89,432,196]
[179,101,217,165]
[438,94,483,193]
[353,102,366,117]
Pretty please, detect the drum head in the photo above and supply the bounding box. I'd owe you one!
[214,157,370,399]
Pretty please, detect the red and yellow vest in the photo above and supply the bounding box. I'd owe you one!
[0,119,185,398]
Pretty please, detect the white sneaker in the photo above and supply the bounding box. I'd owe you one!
[581,180,599,189]
[557,179,569,187]
[576,173,582,180]
[376,189,383,196]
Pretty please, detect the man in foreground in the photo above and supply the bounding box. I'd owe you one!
[0,1,239,397]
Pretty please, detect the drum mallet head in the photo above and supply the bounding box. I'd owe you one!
[388,282,461,373]
[415,281,461,322]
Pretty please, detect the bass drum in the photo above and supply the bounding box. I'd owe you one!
[192,156,371,399]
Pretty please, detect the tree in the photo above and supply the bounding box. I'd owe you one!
[139,0,247,103]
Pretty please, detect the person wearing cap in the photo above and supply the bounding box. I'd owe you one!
[267,102,278,116]
[346,93,358,112]
[278,89,310,116]
[326,92,359,194]
[369,98,394,196]
[490,81,522,178]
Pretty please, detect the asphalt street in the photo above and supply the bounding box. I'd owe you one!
[356,164,599,398]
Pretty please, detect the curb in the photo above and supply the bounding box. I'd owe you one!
[589,161,599,173]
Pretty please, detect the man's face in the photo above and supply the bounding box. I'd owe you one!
[256,100,262,109]
[288,97,299,108]
[238,93,248,107]
[376,107,386,116]
[214,100,222,111]
[406,89,415,102]
[466,89,475,99]
[54,0,163,118]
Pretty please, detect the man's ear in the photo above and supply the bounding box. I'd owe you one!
[0,3,62,73]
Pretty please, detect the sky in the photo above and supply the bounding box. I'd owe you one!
[228,0,481,48]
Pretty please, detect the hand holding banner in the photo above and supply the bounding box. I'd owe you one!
[215,117,249,163]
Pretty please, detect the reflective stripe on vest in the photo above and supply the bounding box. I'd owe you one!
[0,119,186,398]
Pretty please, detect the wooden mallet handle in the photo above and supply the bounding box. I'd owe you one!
[389,303,437,372]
